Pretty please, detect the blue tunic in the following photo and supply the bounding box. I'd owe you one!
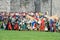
[31,21,36,28]
[49,19,54,32]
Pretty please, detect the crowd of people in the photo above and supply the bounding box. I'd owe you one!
[0,12,60,32]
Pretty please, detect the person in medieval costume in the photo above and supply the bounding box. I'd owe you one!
[21,22,27,30]
[40,18,45,31]
[18,18,21,31]
[45,18,49,31]
[27,23,32,31]
[1,22,4,29]
[56,20,59,31]
[49,19,54,32]
[1,21,6,30]
[35,12,40,21]
[26,18,32,30]
[34,23,37,30]
[11,16,16,30]
[0,14,3,29]
[0,14,3,21]
[6,21,12,30]
[53,19,57,32]
[14,21,19,30]
[31,20,37,30]
[8,15,12,22]
[53,22,56,32]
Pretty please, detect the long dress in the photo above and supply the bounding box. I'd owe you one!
[40,19,45,31]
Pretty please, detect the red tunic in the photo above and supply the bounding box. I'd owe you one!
[14,23,19,30]
[8,22,12,30]
[40,19,45,31]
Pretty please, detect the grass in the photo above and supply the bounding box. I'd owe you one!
[0,30,60,40]
[0,21,2,24]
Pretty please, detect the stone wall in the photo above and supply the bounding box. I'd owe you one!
[0,0,10,12]
[52,0,60,17]
[10,0,20,12]
[40,0,51,16]
[10,0,35,12]
[20,0,35,12]
[0,0,60,17]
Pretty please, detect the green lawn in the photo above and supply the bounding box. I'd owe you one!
[0,30,60,40]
